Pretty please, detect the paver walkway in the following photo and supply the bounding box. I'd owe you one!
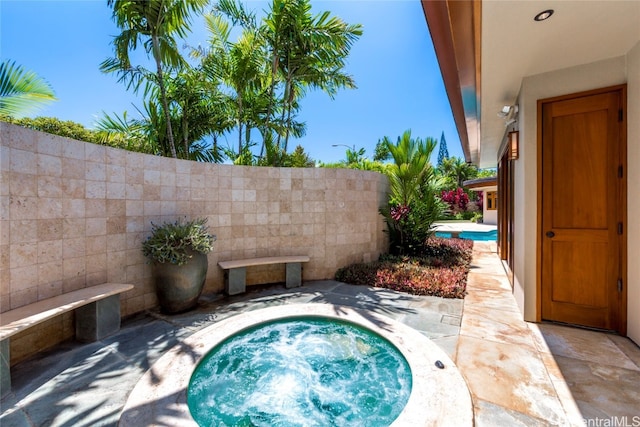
[460,242,640,426]
[1,242,638,426]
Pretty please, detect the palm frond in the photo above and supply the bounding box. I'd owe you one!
[0,60,57,117]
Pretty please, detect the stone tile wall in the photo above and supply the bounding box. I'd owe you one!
[0,122,389,363]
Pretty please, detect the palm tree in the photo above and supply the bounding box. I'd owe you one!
[268,0,363,152]
[0,60,56,117]
[197,12,268,156]
[101,0,207,159]
[217,0,362,157]
[438,156,477,188]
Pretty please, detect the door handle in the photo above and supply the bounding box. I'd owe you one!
[546,231,555,238]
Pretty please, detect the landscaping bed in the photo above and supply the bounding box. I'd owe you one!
[335,237,473,298]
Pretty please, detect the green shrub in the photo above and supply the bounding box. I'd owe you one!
[142,218,216,265]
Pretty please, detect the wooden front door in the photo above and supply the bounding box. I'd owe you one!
[540,86,626,333]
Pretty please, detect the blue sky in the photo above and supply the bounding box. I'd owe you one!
[1,0,463,164]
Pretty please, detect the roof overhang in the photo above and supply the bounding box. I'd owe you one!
[423,0,640,169]
[421,0,480,164]
[463,177,497,191]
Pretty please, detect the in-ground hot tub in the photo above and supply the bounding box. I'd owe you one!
[119,304,473,426]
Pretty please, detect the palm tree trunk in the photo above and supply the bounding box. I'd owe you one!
[284,92,294,152]
[152,35,177,159]
[182,108,189,159]
[261,54,279,158]
[237,95,244,155]
[275,78,289,155]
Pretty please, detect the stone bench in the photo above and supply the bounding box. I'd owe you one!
[218,256,310,295]
[0,282,133,397]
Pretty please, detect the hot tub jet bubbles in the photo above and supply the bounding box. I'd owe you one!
[187,317,412,426]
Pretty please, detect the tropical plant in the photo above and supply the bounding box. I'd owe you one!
[438,156,477,188]
[101,0,207,159]
[379,130,444,255]
[209,0,362,161]
[142,218,216,265]
[335,237,473,298]
[0,60,56,117]
[441,187,470,213]
[197,11,268,156]
[373,138,391,162]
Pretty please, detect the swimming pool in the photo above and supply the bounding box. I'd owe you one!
[435,229,497,241]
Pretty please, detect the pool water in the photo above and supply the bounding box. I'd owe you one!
[188,317,412,426]
[435,229,497,241]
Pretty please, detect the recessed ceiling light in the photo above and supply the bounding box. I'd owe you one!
[534,9,554,21]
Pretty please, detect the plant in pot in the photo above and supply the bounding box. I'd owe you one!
[142,217,216,314]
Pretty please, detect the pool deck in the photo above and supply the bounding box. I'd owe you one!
[433,220,497,234]
[1,242,639,426]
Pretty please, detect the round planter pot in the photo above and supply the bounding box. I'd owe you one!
[153,251,208,314]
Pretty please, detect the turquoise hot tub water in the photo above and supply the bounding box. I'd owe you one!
[188,317,412,426]
[435,229,497,241]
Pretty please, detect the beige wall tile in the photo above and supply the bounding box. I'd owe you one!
[10,148,37,175]
[10,196,38,220]
[107,217,126,235]
[85,218,107,238]
[11,219,38,243]
[62,138,89,160]
[85,143,106,163]
[61,178,85,198]
[38,240,63,263]
[36,134,62,157]
[107,164,126,183]
[61,157,85,179]
[85,162,106,181]
[85,181,106,199]
[86,235,106,254]
[63,198,86,219]
[62,237,86,259]
[107,182,126,199]
[10,242,38,268]
[2,124,390,337]
[10,286,38,309]
[10,265,38,292]
[63,218,85,238]
[37,154,62,177]
[84,199,105,218]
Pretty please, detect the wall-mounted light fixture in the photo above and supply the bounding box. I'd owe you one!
[498,105,518,127]
[509,131,519,160]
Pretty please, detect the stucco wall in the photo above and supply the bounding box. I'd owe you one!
[626,41,640,344]
[517,54,638,343]
[482,192,497,225]
[0,123,390,362]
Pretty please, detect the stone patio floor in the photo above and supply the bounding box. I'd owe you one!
[1,242,639,426]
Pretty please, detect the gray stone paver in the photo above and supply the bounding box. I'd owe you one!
[4,249,639,426]
[0,281,461,427]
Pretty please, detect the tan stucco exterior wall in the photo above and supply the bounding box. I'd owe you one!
[482,191,497,225]
[626,41,640,344]
[0,123,390,362]
[516,56,632,336]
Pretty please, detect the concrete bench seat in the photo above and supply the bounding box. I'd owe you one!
[0,282,133,397]
[218,256,310,295]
